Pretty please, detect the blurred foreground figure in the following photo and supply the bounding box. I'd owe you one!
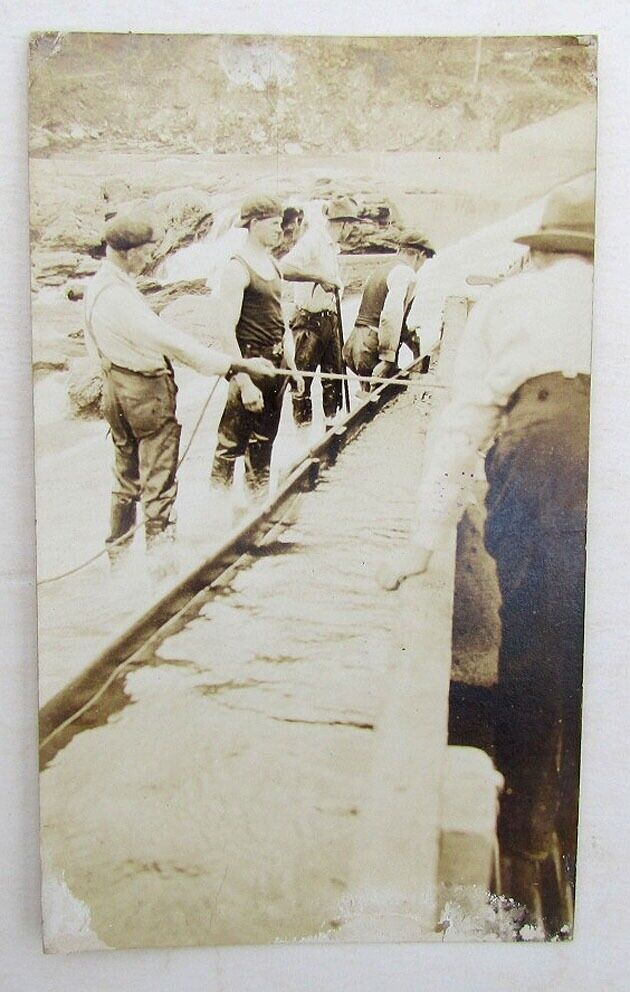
[210,195,304,499]
[84,215,273,560]
[379,174,594,931]
[343,230,435,388]
[280,195,358,425]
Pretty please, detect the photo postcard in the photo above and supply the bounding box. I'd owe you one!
[29,32,597,950]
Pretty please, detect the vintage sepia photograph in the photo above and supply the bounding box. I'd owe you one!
[29,32,597,950]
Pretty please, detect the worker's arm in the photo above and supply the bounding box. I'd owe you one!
[109,286,233,377]
[280,232,341,293]
[378,294,502,589]
[280,260,340,293]
[376,266,414,365]
[215,259,265,411]
[107,278,272,384]
[404,257,444,357]
[282,324,305,395]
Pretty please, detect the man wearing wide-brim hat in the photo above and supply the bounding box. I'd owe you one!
[343,228,435,390]
[379,172,595,933]
[279,194,361,427]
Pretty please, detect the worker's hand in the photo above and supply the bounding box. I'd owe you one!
[291,372,305,396]
[377,545,433,591]
[243,357,276,378]
[372,360,397,381]
[238,377,264,413]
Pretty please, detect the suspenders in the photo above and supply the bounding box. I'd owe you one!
[84,281,170,377]
[84,285,113,373]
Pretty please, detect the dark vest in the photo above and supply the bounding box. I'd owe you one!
[233,255,285,353]
[355,258,399,329]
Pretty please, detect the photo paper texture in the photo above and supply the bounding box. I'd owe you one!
[29,33,596,950]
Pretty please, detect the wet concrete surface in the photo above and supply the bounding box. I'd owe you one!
[40,386,434,949]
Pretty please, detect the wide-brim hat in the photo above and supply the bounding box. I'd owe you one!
[238,194,284,227]
[325,194,361,221]
[514,172,595,255]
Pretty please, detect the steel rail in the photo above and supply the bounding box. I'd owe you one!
[38,359,429,768]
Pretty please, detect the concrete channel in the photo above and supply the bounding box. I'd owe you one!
[39,300,503,950]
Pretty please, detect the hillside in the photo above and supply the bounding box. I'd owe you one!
[29,34,596,156]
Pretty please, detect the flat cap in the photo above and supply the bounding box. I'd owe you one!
[104,215,157,252]
[238,194,284,227]
[395,229,435,255]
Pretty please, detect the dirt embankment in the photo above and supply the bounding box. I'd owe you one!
[30,157,404,420]
[28,33,596,414]
[29,34,596,158]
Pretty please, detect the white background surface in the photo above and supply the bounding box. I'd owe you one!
[1,3,629,989]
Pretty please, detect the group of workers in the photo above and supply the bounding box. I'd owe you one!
[85,192,435,554]
[85,173,594,931]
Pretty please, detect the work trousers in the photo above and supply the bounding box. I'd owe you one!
[343,324,379,384]
[211,348,286,495]
[484,373,589,875]
[291,309,343,424]
[343,324,427,389]
[101,365,181,550]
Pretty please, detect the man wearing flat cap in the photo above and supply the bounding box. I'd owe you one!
[84,213,274,559]
[343,230,435,388]
[210,194,304,499]
[279,194,359,426]
[379,173,595,932]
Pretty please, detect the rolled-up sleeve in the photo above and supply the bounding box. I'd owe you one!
[283,232,318,273]
[378,267,413,361]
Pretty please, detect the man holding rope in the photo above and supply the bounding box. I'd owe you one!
[344,230,435,389]
[84,214,275,562]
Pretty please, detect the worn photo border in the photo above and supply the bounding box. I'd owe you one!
[1,1,629,988]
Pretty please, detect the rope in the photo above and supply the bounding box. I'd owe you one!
[37,365,442,587]
[37,376,222,587]
[267,367,449,390]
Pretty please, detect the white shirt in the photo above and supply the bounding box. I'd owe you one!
[84,259,231,377]
[282,224,342,313]
[377,261,418,362]
[406,198,543,356]
[412,255,594,551]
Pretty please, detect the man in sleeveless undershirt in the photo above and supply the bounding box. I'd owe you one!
[210,195,304,498]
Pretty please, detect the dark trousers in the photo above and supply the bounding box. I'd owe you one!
[343,324,378,384]
[101,366,181,549]
[343,324,428,390]
[291,309,343,424]
[484,373,589,874]
[211,356,286,495]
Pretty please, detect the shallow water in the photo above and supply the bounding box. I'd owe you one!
[40,385,433,949]
[35,298,369,702]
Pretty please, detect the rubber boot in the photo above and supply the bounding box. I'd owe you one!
[105,499,137,565]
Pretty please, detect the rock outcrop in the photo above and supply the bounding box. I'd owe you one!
[66,357,104,419]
